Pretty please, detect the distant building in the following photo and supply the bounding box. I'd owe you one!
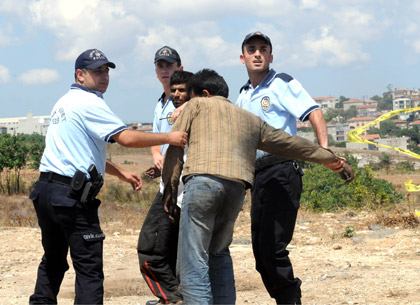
[377,136,409,152]
[126,123,153,132]
[313,96,338,111]
[343,98,364,111]
[393,119,408,129]
[409,120,420,127]
[348,116,379,131]
[393,97,413,120]
[356,104,378,117]
[0,111,50,135]
[297,131,316,143]
[327,123,351,142]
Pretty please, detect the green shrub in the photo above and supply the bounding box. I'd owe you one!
[343,226,355,238]
[301,154,404,212]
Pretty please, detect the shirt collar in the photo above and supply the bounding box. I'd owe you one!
[158,92,172,108]
[71,83,104,99]
[239,69,277,93]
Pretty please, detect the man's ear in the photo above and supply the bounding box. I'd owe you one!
[75,69,85,84]
[202,89,210,97]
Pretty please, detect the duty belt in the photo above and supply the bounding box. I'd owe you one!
[40,172,72,186]
[255,155,290,172]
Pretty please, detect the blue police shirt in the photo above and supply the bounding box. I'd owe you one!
[39,84,127,178]
[152,92,176,155]
[235,69,319,159]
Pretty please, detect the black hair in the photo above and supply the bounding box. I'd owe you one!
[170,70,194,86]
[188,69,229,98]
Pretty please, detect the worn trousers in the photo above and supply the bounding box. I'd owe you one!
[251,161,303,304]
[29,180,105,305]
[137,191,182,304]
[177,175,246,305]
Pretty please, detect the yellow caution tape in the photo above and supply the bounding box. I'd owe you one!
[347,107,420,191]
[405,180,420,192]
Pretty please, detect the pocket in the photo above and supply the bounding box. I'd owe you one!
[50,184,77,207]
[29,180,46,201]
[29,186,39,201]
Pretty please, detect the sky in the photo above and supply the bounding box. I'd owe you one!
[1,0,420,123]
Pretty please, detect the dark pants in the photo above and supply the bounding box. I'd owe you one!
[29,180,105,305]
[137,191,182,304]
[251,161,303,305]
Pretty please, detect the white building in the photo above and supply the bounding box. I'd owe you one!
[393,97,413,120]
[0,111,50,135]
[313,96,338,111]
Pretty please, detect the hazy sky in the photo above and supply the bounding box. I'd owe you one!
[1,0,419,123]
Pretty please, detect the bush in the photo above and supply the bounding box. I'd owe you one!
[301,154,404,212]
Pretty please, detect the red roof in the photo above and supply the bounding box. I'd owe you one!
[360,134,380,140]
[344,98,363,103]
[313,96,337,101]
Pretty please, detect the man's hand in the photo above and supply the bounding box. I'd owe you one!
[119,170,143,191]
[145,166,161,179]
[162,184,179,223]
[168,131,188,148]
[171,102,188,122]
[152,155,164,171]
[323,157,355,184]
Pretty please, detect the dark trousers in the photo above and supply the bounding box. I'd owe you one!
[29,180,105,305]
[137,191,182,304]
[251,161,303,304]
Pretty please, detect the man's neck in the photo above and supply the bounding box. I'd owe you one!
[163,83,171,102]
[248,69,270,88]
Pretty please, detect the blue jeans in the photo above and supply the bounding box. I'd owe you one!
[177,175,246,305]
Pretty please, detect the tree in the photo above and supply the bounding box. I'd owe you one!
[337,96,348,109]
[0,134,29,194]
[343,105,357,120]
[380,120,400,137]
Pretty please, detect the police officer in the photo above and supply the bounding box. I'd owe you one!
[29,49,187,305]
[236,32,329,304]
[138,70,193,305]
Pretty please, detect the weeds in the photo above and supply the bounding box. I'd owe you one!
[343,226,356,238]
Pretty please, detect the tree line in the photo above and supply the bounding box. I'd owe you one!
[0,133,44,194]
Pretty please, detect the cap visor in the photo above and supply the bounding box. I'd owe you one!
[86,60,116,69]
[154,56,176,64]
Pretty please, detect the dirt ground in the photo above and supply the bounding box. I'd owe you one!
[1,207,420,304]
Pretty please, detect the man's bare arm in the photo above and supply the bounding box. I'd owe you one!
[309,109,328,148]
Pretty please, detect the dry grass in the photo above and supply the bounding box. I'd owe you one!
[2,147,420,232]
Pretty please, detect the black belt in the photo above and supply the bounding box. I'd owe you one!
[255,155,290,172]
[40,172,72,186]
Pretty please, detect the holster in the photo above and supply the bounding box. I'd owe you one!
[67,165,104,205]
[67,170,87,201]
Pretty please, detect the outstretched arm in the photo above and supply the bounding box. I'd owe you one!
[105,160,142,191]
[111,129,187,149]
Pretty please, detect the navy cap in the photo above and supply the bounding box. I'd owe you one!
[242,31,272,51]
[75,49,116,70]
[154,46,181,64]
